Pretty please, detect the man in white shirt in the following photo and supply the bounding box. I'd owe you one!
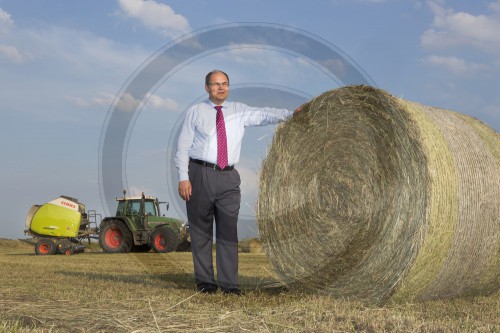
[175,70,301,295]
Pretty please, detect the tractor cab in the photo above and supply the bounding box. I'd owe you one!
[115,193,170,230]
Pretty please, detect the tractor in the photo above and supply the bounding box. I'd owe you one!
[98,191,189,253]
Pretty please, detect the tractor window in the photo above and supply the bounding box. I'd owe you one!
[144,201,157,216]
[116,202,126,216]
[127,202,141,216]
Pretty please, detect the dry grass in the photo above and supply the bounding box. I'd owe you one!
[0,239,498,332]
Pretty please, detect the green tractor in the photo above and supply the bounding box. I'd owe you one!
[98,191,189,253]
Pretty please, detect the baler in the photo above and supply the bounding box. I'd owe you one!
[25,195,99,255]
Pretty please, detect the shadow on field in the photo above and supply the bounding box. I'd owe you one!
[4,250,106,256]
[57,270,196,290]
[251,284,290,295]
[56,270,290,295]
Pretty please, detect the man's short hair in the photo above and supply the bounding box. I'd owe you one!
[205,70,230,86]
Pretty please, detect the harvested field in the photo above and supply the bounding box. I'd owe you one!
[0,239,498,332]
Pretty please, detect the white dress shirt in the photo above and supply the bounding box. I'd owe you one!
[175,99,293,181]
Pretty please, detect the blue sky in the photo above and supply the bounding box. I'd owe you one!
[1,0,499,239]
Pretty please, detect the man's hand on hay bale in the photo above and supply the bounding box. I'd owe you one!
[294,104,305,114]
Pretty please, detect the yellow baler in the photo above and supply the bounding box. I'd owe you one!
[25,196,98,255]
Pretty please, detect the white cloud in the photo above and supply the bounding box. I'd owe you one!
[421,1,500,53]
[65,96,91,107]
[117,0,190,37]
[421,55,488,75]
[215,47,320,80]
[145,93,178,111]
[0,44,32,63]
[28,26,146,72]
[0,8,13,35]
[489,0,500,13]
[67,93,120,108]
[106,92,178,113]
[115,92,141,113]
[92,93,116,107]
[128,185,154,197]
[0,8,26,64]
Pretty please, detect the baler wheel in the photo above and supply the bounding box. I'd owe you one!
[35,239,56,255]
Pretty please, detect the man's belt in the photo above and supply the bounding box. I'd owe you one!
[190,158,234,171]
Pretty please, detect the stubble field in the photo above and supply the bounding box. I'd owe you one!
[0,239,498,333]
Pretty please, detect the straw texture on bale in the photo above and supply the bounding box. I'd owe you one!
[257,85,499,304]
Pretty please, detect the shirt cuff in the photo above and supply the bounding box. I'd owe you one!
[178,171,189,182]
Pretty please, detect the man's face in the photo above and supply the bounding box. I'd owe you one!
[205,72,229,104]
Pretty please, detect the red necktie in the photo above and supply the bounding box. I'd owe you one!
[215,106,228,169]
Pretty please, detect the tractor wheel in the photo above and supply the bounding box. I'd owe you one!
[35,239,56,255]
[151,226,179,253]
[99,220,133,253]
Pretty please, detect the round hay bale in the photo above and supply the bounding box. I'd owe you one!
[240,238,264,253]
[257,85,499,304]
[248,238,264,253]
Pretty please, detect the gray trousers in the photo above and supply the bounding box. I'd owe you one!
[187,161,241,291]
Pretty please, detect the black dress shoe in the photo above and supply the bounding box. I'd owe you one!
[197,284,218,294]
[222,288,244,296]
